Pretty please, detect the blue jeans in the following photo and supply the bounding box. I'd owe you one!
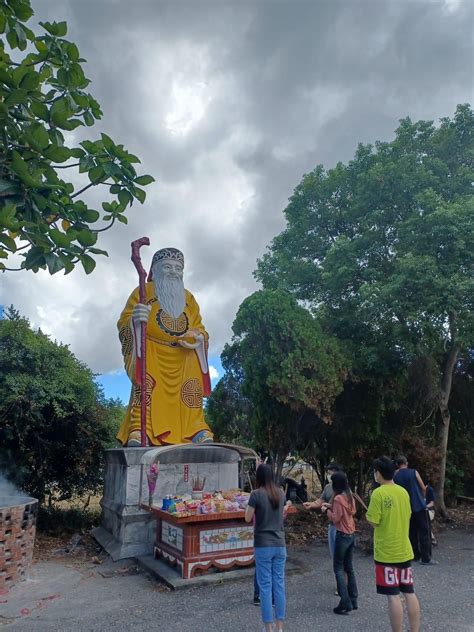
[333,531,358,611]
[254,546,286,624]
[328,523,336,558]
[254,569,275,602]
[254,569,259,598]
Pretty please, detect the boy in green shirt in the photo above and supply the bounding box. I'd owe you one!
[366,457,421,632]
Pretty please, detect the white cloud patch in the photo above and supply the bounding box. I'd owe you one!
[443,0,463,13]
[209,365,220,381]
[165,79,211,136]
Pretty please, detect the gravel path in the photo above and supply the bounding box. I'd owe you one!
[2,526,473,631]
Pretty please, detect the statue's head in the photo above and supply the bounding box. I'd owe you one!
[149,248,184,278]
[149,248,186,317]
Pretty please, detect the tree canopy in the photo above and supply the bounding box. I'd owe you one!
[0,0,154,274]
[255,104,474,510]
[0,305,122,503]
[232,290,348,421]
[207,289,349,478]
[257,105,473,355]
[205,342,254,447]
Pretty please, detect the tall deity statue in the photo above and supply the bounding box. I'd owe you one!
[116,248,214,446]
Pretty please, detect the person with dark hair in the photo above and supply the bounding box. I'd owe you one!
[394,455,435,565]
[304,461,342,596]
[366,456,421,632]
[321,471,358,615]
[304,462,341,557]
[245,464,291,632]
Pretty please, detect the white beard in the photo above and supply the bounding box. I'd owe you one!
[154,275,186,318]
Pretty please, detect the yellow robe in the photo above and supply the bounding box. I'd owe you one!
[116,282,213,445]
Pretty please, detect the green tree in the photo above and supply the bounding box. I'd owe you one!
[205,343,254,446]
[256,104,474,513]
[0,305,118,503]
[444,354,474,498]
[0,0,154,274]
[228,289,348,479]
[101,396,126,448]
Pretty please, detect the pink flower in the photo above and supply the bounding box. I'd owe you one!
[146,464,159,498]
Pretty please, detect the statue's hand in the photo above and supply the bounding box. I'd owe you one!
[179,328,202,340]
[177,330,204,349]
[132,303,152,324]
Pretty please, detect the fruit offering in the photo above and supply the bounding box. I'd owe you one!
[161,489,250,516]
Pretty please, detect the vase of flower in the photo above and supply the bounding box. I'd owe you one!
[146,463,159,507]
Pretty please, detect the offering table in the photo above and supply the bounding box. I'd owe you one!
[144,505,255,579]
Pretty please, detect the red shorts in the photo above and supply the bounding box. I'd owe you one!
[375,561,415,595]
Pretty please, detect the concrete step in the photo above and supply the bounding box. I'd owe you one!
[136,555,305,590]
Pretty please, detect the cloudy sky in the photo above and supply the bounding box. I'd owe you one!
[1,0,472,400]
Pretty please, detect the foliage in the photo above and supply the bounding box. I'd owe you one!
[100,396,126,448]
[257,104,473,363]
[255,105,474,507]
[257,106,473,322]
[444,354,474,498]
[208,289,349,478]
[0,305,118,503]
[205,343,254,446]
[233,290,348,421]
[0,0,154,274]
[37,505,101,535]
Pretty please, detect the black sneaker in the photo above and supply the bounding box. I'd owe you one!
[253,595,260,606]
[333,605,352,615]
[420,559,438,565]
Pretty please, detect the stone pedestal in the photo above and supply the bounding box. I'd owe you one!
[93,445,241,561]
[92,447,156,561]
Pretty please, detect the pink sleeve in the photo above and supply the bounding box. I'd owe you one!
[327,497,343,524]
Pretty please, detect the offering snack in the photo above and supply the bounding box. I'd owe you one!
[235,493,250,509]
[162,489,250,516]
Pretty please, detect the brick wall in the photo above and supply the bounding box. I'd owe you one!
[0,500,38,590]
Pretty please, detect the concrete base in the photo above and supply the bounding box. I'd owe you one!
[92,447,157,560]
[93,445,241,561]
[136,555,303,590]
[136,555,255,589]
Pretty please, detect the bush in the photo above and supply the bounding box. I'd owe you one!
[37,505,101,535]
[0,306,118,503]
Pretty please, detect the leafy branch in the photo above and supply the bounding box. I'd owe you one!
[0,0,155,275]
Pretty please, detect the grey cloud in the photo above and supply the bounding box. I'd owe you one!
[2,0,471,375]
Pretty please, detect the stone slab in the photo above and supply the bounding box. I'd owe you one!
[136,555,304,590]
[92,525,155,561]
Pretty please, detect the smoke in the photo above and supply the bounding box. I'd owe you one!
[0,474,18,494]
[0,472,26,503]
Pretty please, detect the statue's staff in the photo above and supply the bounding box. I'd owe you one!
[131,237,150,447]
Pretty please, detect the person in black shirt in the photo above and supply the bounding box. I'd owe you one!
[246,464,291,632]
[394,456,436,565]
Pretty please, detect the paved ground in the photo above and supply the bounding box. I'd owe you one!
[1,526,473,631]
